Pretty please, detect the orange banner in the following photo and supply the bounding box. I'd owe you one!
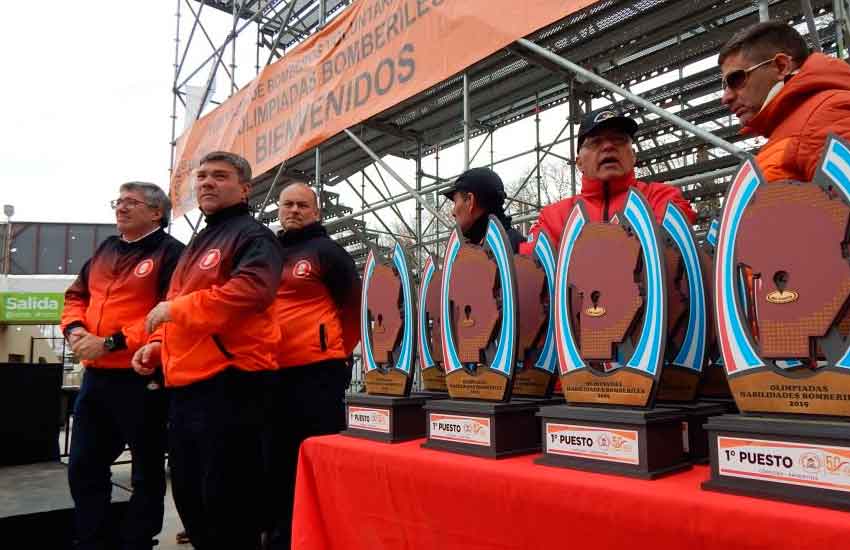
[171,0,594,217]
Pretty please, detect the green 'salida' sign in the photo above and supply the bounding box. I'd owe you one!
[0,292,65,324]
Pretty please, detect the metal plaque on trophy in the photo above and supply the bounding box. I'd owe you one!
[511,232,560,400]
[422,216,540,458]
[536,190,691,478]
[703,136,850,509]
[343,242,425,442]
[416,254,449,396]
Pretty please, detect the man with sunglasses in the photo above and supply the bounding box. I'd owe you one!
[61,182,184,550]
[719,21,850,182]
[521,107,696,254]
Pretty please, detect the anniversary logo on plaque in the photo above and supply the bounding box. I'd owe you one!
[343,242,426,442]
[416,254,448,395]
[703,136,850,509]
[422,216,541,458]
[511,232,560,399]
[536,190,692,478]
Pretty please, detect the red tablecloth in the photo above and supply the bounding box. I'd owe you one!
[292,435,850,550]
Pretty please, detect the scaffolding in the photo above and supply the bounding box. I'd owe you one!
[170,0,849,269]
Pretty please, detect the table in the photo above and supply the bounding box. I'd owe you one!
[293,435,850,550]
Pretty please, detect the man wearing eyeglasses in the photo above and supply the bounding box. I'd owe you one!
[719,21,850,182]
[61,182,184,550]
[520,107,696,254]
[132,151,284,550]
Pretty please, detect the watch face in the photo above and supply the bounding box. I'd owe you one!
[104,337,115,351]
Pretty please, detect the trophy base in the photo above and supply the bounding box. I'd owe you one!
[342,394,427,443]
[535,405,691,479]
[411,390,450,400]
[702,414,850,510]
[696,396,739,414]
[421,399,541,458]
[672,401,728,464]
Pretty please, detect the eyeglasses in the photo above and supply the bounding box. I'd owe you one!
[721,56,776,90]
[110,198,151,209]
[581,134,630,150]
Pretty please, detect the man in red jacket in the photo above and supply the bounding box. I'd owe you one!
[520,108,695,255]
[718,21,850,182]
[61,182,184,550]
[133,151,283,550]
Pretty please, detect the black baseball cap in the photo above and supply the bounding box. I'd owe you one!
[441,167,506,209]
[577,107,638,149]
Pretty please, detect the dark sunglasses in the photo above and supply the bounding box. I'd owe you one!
[721,56,777,91]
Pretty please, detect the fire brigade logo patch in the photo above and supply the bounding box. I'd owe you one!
[199,249,222,270]
[134,259,154,278]
[293,259,312,278]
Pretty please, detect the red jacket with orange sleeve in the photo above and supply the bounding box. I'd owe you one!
[743,53,850,183]
[60,228,184,369]
[519,172,696,254]
[159,203,284,387]
[273,222,361,368]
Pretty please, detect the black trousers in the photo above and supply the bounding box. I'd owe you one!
[264,359,351,550]
[168,368,271,550]
[68,368,167,550]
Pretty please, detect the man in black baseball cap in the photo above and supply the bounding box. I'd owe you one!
[442,167,525,252]
[520,106,695,255]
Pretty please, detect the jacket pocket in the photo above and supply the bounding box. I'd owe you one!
[319,324,327,352]
[211,334,234,359]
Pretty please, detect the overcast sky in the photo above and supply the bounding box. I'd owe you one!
[1,2,695,241]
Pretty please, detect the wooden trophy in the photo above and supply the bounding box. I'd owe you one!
[343,242,425,442]
[696,217,736,409]
[536,189,691,478]
[657,203,726,462]
[422,216,540,458]
[511,232,560,401]
[703,136,850,509]
[416,254,448,396]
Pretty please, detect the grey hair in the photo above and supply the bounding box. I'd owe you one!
[120,181,171,228]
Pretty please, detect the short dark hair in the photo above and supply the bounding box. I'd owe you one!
[718,21,811,66]
[199,151,252,182]
[119,181,171,228]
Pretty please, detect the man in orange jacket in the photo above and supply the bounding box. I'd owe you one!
[520,108,695,255]
[265,182,360,550]
[719,21,850,182]
[132,151,283,550]
[61,182,184,550]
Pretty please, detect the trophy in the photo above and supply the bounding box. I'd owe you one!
[416,254,448,395]
[696,218,736,408]
[703,136,850,509]
[511,232,560,400]
[422,216,541,458]
[536,190,692,478]
[343,242,425,442]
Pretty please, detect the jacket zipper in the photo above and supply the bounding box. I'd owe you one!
[602,182,610,222]
[211,334,234,359]
[319,324,327,351]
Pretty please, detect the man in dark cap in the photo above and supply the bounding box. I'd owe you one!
[520,107,695,254]
[442,167,525,252]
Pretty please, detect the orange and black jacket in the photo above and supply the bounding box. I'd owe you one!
[274,222,361,368]
[60,229,185,369]
[158,203,284,387]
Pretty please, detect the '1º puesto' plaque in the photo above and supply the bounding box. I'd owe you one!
[417,255,447,392]
[703,136,850,509]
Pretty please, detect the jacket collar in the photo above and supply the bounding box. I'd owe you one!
[580,171,637,199]
[203,202,251,226]
[278,221,327,246]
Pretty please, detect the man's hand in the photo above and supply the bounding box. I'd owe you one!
[67,326,87,346]
[71,332,107,361]
[132,342,162,376]
[145,301,172,334]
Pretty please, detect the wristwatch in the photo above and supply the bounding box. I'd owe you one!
[103,332,127,352]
